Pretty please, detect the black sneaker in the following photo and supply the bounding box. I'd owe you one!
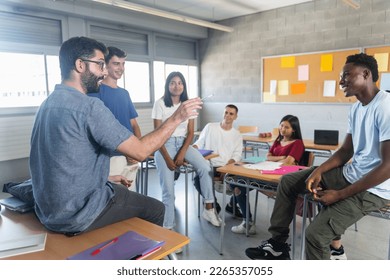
[330,244,347,260]
[245,239,291,260]
[225,203,243,218]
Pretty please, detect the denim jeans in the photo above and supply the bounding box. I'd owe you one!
[154,136,214,229]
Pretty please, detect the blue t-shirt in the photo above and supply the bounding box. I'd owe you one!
[30,84,132,233]
[343,90,390,200]
[88,84,138,132]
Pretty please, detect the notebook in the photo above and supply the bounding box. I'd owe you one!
[0,197,34,213]
[67,231,165,260]
[0,233,47,259]
[242,156,266,164]
[197,149,213,157]
[314,130,339,145]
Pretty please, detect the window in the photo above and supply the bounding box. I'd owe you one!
[120,61,151,103]
[0,52,60,108]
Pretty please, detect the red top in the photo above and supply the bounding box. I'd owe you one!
[269,139,304,163]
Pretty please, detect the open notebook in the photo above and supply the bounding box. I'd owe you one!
[67,231,165,260]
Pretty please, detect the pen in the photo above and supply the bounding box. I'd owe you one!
[201,94,214,101]
[91,237,118,256]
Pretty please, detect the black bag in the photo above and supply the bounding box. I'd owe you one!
[3,179,34,206]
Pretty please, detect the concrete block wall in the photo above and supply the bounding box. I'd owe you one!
[199,0,390,140]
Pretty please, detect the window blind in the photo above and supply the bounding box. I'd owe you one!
[0,11,62,46]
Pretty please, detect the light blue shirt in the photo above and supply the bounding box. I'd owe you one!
[30,84,132,233]
[343,90,390,200]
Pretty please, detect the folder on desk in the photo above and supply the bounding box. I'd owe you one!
[242,156,266,164]
[197,149,213,157]
[261,165,308,175]
[67,231,165,260]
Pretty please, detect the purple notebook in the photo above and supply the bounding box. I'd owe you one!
[198,149,213,157]
[67,231,165,260]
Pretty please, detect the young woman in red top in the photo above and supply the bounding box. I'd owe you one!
[231,114,305,235]
[267,114,304,165]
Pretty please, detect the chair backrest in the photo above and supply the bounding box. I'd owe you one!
[299,151,315,167]
[238,125,258,134]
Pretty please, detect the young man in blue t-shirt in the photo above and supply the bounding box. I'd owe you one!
[89,47,141,189]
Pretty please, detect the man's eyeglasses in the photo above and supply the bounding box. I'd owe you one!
[80,59,105,71]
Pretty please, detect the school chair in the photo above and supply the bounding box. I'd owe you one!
[238,125,259,157]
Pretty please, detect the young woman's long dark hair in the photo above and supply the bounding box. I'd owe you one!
[163,71,189,107]
[276,114,303,142]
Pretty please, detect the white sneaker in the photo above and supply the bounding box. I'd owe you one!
[231,220,256,235]
[202,208,222,227]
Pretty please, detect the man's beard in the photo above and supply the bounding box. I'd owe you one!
[81,67,103,93]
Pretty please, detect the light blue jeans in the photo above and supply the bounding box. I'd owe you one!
[154,137,214,229]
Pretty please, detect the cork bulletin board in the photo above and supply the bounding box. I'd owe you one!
[364,46,390,91]
[261,48,361,103]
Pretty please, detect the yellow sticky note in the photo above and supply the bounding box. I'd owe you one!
[320,54,333,72]
[374,53,389,72]
[291,83,306,94]
[263,91,276,103]
[278,80,289,96]
[281,56,295,68]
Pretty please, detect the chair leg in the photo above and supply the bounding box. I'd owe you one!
[185,167,189,237]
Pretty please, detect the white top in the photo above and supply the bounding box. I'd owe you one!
[151,97,189,137]
[194,122,243,167]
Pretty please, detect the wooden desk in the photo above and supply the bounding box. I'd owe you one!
[303,139,340,158]
[241,136,340,159]
[0,209,189,260]
[216,163,303,259]
[216,163,281,255]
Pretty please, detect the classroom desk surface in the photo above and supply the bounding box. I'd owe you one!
[303,139,340,151]
[241,135,340,158]
[216,163,280,184]
[0,208,189,260]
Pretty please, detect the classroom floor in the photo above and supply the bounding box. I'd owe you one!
[142,154,390,260]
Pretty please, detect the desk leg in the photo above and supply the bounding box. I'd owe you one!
[167,252,178,260]
[219,174,227,255]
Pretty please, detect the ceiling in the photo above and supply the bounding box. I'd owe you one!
[124,0,314,22]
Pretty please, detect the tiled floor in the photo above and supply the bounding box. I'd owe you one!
[143,157,390,260]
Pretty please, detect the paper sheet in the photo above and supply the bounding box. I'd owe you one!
[243,161,282,171]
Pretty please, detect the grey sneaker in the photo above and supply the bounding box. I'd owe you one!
[214,181,233,195]
[202,208,222,227]
[231,220,256,235]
